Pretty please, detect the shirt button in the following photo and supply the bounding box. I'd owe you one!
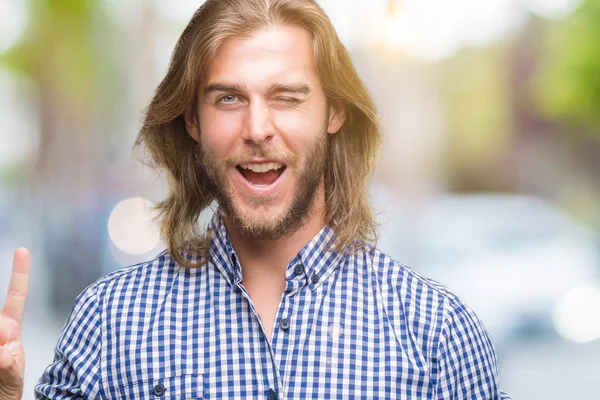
[311,273,319,284]
[152,383,166,397]
[267,389,278,400]
[280,318,290,330]
[294,264,304,276]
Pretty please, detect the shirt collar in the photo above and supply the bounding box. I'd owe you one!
[292,224,345,290]
[208,211,241,286]
[208,211,345,290]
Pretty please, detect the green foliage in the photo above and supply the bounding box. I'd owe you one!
[535,0,600,133]
[441,46,513,165]
[0,0,117,108]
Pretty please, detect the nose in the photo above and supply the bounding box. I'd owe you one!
[242,101,274,145]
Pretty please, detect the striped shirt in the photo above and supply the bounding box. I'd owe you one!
[35,212,511,399]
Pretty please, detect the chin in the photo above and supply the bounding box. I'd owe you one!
[237,200,287,224]
[225,197,301,240]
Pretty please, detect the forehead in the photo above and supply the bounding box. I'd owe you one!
[203,25,319,87]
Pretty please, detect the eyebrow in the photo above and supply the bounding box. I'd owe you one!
[203,83,247,96]
[203,82,311,96]
[268,83,311,96]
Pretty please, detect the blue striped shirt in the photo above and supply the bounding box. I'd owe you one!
[35,212,510,399]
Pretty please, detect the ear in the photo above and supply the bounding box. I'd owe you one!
[327,100,346,135]
[184,106,200,142]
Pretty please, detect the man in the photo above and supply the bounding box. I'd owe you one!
[1,0,510,398]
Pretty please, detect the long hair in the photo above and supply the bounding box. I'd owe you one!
[135,0,383,267]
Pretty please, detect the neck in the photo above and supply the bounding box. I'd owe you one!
[223,189,327,279]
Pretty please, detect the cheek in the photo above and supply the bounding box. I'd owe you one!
[199,109,243,155]
[271,110,325,152]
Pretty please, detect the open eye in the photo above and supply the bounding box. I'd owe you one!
[218,94,238,104]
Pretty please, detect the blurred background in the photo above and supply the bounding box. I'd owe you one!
[0,0,599,398]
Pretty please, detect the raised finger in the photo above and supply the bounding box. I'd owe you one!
[2,248,30,323]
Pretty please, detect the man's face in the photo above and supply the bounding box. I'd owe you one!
[186,25,345,239]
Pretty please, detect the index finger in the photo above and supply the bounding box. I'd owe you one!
[2,248,30,323]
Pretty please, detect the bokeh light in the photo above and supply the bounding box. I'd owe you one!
[107,197,160,256]
[553,283,600,343]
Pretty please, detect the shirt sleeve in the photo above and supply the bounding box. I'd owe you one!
[34,282,103,399]
[433,299,511,400]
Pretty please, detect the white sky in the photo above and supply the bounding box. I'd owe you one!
[320,0,580,60]
[0,0,28,54]
[0,0,582,63]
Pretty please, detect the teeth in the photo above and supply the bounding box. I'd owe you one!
[241,162,283,173]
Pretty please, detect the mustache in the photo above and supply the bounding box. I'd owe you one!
[220,147,297,167]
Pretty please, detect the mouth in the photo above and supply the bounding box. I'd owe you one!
[235,161,287,188]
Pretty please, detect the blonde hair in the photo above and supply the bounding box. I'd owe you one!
[135,0,383,267]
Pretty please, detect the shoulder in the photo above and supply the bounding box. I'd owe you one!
[358,247,488,351]
[99,250,178,289]
[73,250,196,313]
[361,246,463,309]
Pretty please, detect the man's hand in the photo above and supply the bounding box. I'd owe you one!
[0,248,30,400]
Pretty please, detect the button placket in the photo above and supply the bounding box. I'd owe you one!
[269,285,298,392]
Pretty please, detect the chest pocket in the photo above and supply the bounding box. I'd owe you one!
[116,373,204,399]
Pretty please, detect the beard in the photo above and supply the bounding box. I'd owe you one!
[196,128,328,241]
